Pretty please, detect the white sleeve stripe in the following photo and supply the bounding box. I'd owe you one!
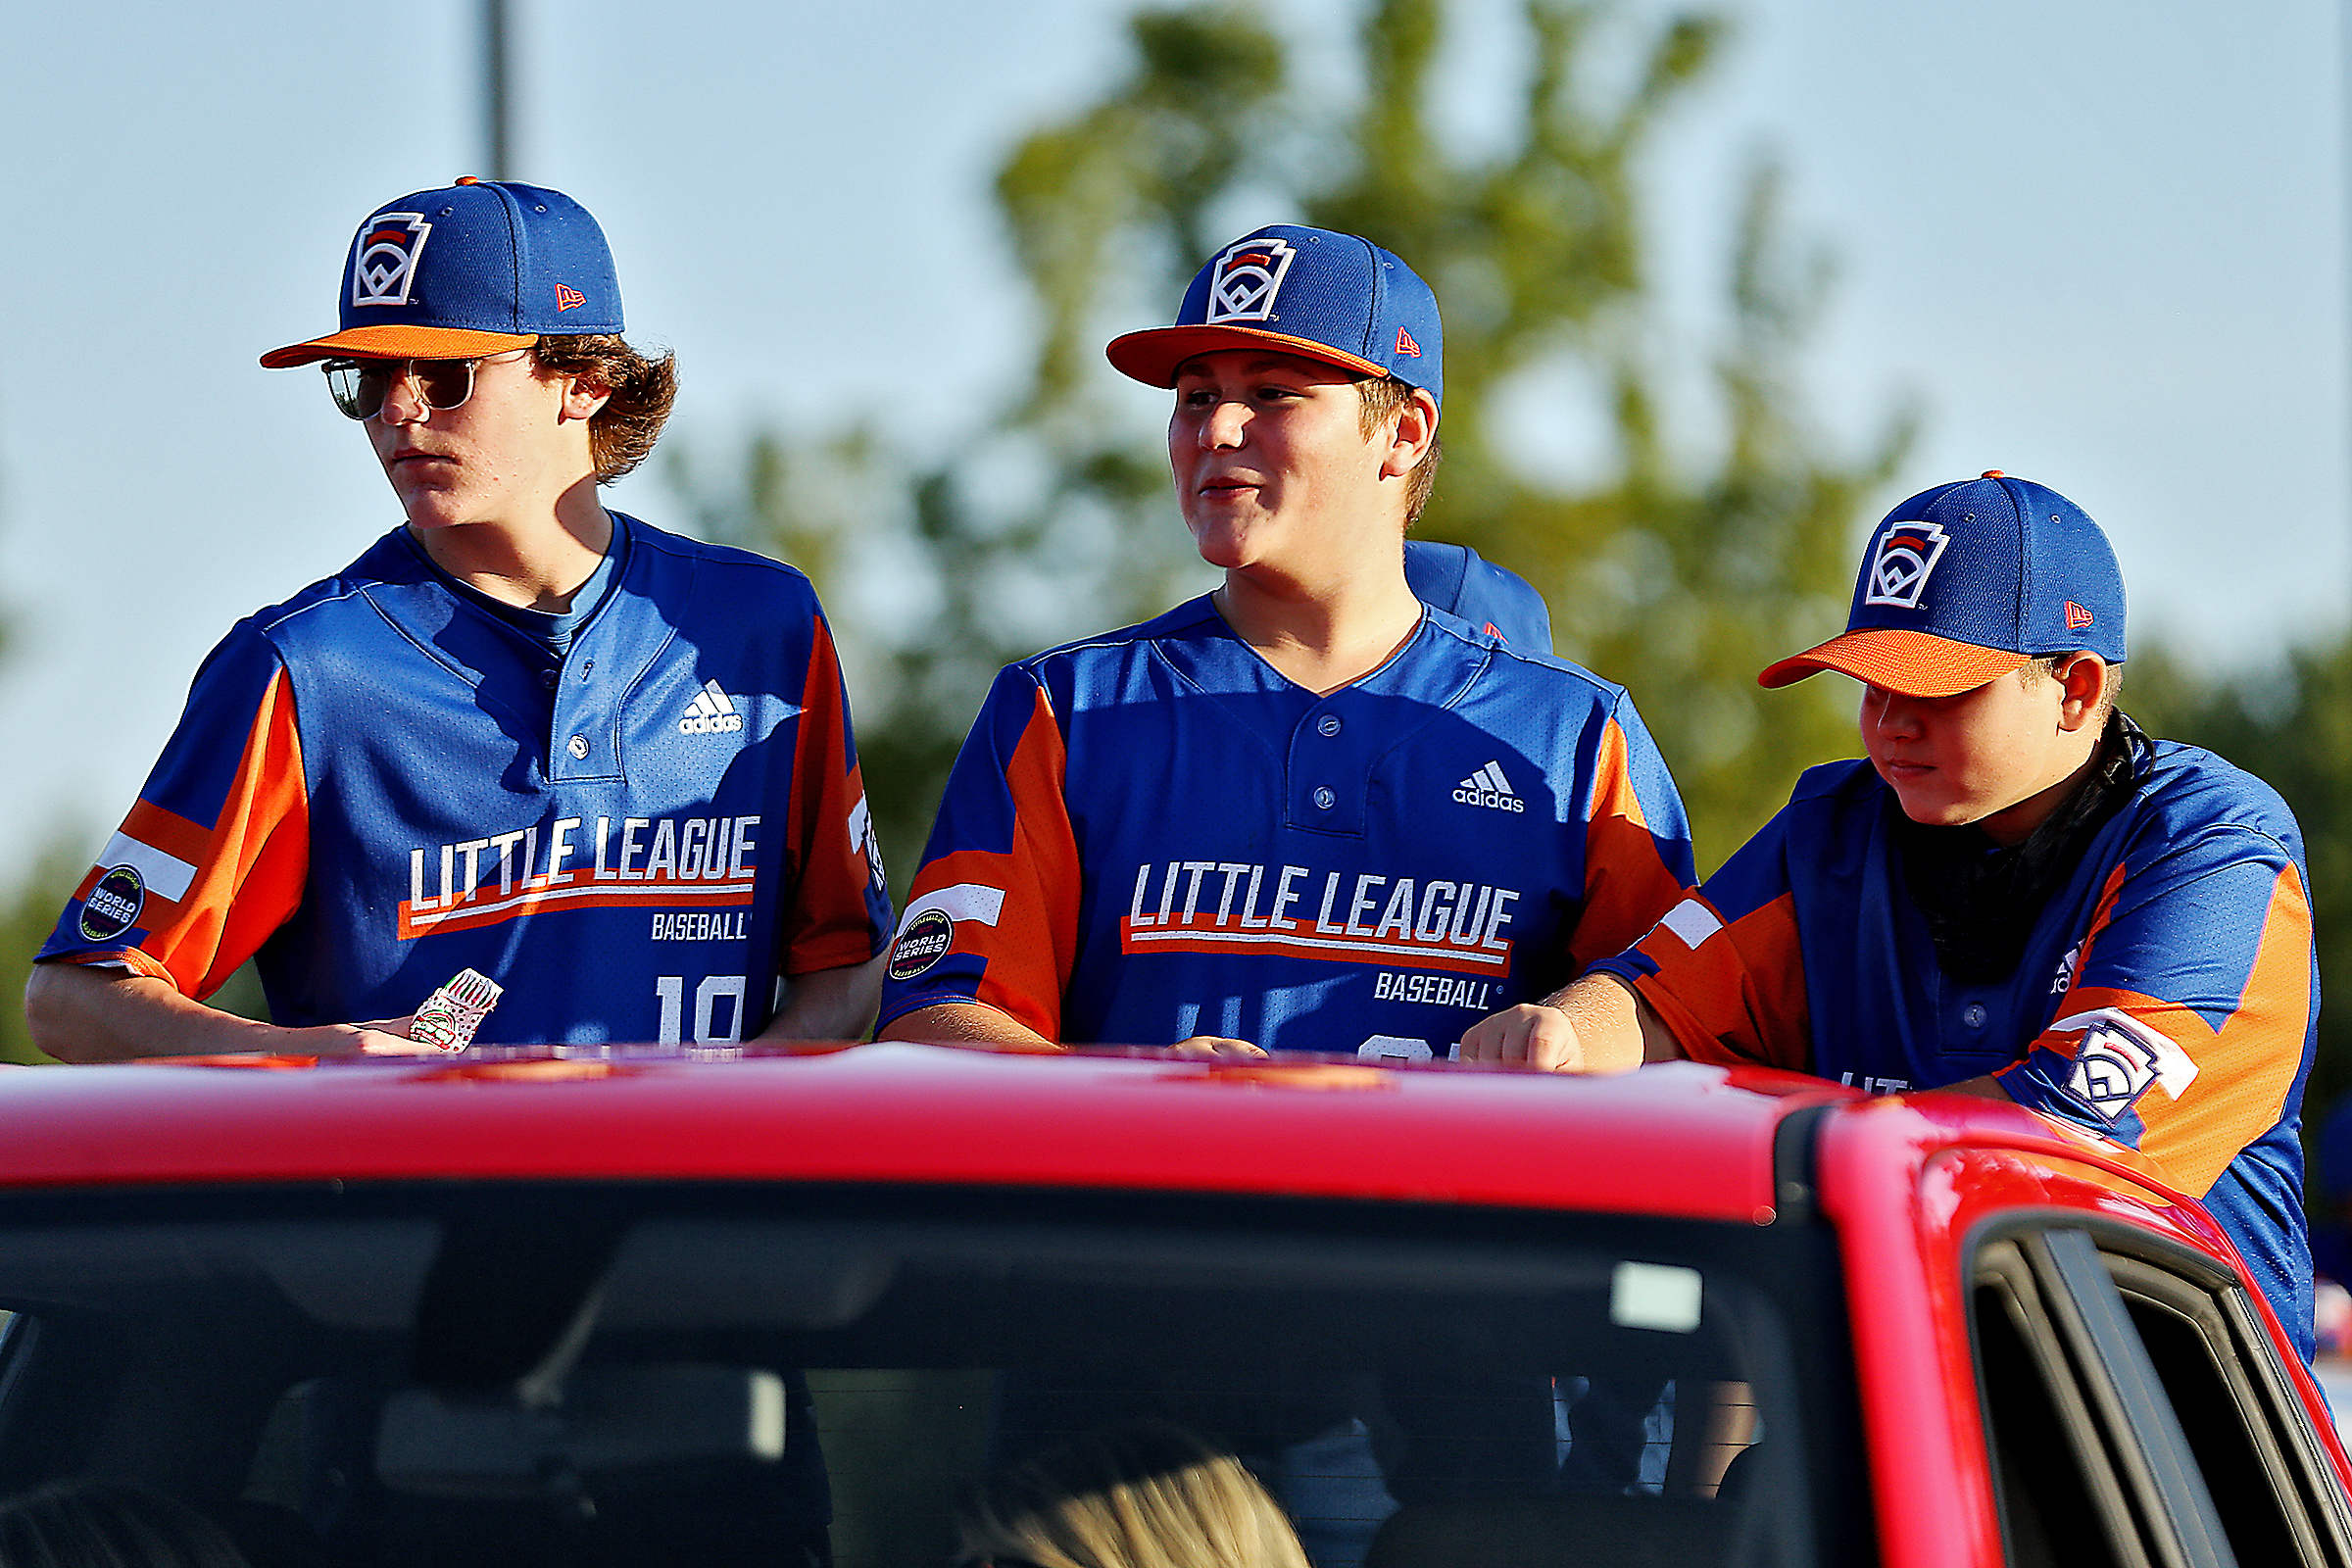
[896,882,1006,935]
[97,833,198,903]
[1657,899,1722,950]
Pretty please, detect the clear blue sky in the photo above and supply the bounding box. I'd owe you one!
[1,0,2342,885]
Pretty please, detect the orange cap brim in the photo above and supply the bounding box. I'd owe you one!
[1756,628,2031,699]
[260,325,539,369]
[1104,324,1387,387]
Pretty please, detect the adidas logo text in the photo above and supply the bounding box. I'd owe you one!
[679,679,744,735]
[1452,760,1524,812]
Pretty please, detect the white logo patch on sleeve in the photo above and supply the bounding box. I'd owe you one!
[1656,899,1723,951]
[2053,1007,2198,1124]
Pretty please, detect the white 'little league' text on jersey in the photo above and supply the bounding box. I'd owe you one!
[879,598,1694,1055]
[40,515,893,1045]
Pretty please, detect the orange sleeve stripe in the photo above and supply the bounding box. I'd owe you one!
[2071,860,2132,968]
[779,619,885,973]
[978,693,1081,1039]
[130,667,311,1000]
[55,948,175,984]
[1630,892,1811,1070]
[900,691,1081,1044]
[120,798,214,867]
[1586,719,1648,830]
[1569,719,1690,971]
[2055,863,2315,1195]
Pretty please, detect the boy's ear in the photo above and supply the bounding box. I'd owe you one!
[2053,653,2109,731]
[1379,387,1440,479]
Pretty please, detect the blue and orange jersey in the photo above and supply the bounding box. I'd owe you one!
[1594,735,2318,1353]
[879,598,1693,1058]
[39,515,893,1045]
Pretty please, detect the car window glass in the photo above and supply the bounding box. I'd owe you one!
[0,1188,1857,1568]
[1971,1249,2141,1568]
[2100,1250,2348,1568]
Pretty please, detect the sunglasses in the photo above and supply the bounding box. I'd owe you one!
[321,350,531,420]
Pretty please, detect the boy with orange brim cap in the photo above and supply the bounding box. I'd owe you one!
[1463,471,2320,1358]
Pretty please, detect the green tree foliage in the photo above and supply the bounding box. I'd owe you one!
[0,847,78,1065]
[676,0,1909,882]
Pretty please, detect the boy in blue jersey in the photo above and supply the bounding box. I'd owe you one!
[1463,472,2320,1355]
[876,225,1692,1059]
[29,179,893,1059]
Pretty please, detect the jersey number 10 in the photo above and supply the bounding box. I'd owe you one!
[654,974,748,1045]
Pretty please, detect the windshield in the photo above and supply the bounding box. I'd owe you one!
[0,1183,1862,1567]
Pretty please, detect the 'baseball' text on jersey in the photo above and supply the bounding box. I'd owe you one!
[651,911,751,942]
[401,814,760,940]
[1121,860,1517,976]
[1372,973,1495,1009]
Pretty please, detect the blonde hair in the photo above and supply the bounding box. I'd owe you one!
[956,1420,1309,1568]
[1353,374,1443,526]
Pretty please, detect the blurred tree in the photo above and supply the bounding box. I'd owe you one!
[0,441,65,1064]
[676,0,1912,882]
[0,846,76,1065]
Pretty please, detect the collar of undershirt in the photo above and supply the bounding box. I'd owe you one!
[1892,710,2146,986]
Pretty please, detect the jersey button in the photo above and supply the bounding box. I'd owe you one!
[1312,786,1336,810]
[567,735,591,760]
[541,669,560,690]
[1962,1003,1987,1029]
[1317,714,1342,737]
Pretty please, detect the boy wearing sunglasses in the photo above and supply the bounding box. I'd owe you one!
[27,179,894,1057]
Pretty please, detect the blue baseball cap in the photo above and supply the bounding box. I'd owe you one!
[1404,541,1554,652]
[261,177,622,368]
[1758,472,2128,698]
[1105,225,1444,407]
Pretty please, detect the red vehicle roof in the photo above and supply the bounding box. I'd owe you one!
[0,1044,1888,1219]
[0,1044,2196,1226]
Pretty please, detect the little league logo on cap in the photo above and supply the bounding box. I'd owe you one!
[1105,224,1445,407]
[262,177,623,368]
[353,213,432,308]
[1758,472,2128,698]
[1206,235,1299,322]
[1862,519,1951,610]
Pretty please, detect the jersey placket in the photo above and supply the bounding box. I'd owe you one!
[1285,694,1374,837]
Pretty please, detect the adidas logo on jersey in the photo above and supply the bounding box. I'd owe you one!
[1452,761,1524,812]
[679,680,744,735]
